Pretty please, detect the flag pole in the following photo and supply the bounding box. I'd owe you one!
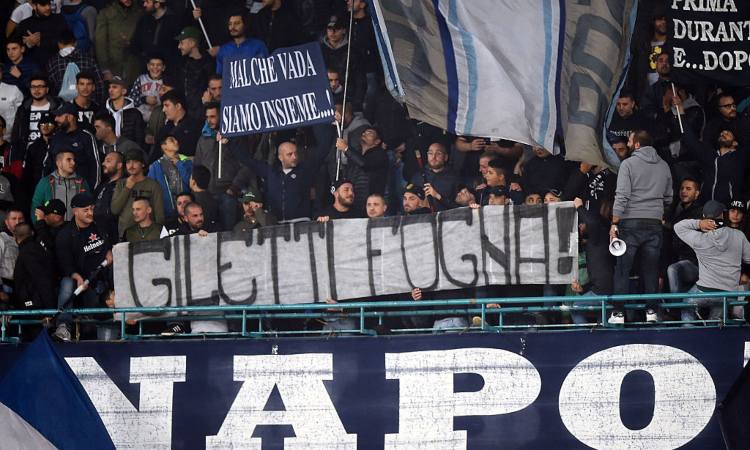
[335,11,356,182]
[190,0,214,49]
[218,139,223,179]
[671,82,684,134]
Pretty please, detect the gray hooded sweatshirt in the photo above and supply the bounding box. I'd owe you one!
[612,146,673,220]
[675,219,750,290]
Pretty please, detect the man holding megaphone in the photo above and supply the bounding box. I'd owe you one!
[609,130,673,325]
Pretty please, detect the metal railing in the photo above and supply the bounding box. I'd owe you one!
[0,291,747,342]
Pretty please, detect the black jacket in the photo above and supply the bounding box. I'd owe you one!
[23,137,54,200]
[177,52,214,114]
[681,127,750,205]
[102,100,145,149]
[153,115,202,161]
[232,125,330,221]
[130,9,183,71]
[55,220,112,279]
[34,220,64,259]
[50,127,102,189]
[94,179,120,243]
[13,238,56,310]
[664,200,703,265]
[14,12,71,67]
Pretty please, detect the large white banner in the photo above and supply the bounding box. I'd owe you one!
[113,204,578,310]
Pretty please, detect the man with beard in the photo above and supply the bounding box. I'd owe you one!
[178,201,212,235]
[703,94,750,148]
[215,11,268,75]
[317,179,359,221]
[608,91,648,140]
[682,127,749,206]
[610,130,672,324]
[50,102,101,189]
[104,76,145,148]
[232,188,276,233]
[664,177,703,297]
[408,142,458,212]
[94,151,124,241]
[402,183,430,215]
[164,191,193,236]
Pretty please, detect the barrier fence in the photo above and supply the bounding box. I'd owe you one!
[0,291,747,342]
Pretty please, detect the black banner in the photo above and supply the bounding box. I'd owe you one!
[670,0,750,85]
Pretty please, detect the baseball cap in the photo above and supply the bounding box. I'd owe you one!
[729,199,747,214]
[327,15,346,29]
[38,112,55,125]
[42,199,66,216]
[403,183,425,200]
[71,192,94,208]
[108,76,127,87]
[240,187,263,203]
[175,26,202,42]
[52,102,77,117]
[331,178,353,192]
[702,200,725,218]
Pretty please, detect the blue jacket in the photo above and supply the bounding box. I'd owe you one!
[229,129,329,221]
[147,155,192,218]
[216,38,269,75]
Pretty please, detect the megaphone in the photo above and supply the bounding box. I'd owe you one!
[609,238,627,256]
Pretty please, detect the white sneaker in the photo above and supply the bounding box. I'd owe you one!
[608,311,624,325]
[645,309,658,323]
[53,325,71,342]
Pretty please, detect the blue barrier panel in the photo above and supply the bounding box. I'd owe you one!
[0,328,747,448]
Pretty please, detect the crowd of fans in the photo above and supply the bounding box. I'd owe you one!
[0,1,747,341]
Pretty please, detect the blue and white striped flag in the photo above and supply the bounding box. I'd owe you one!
[371,0,637,166]
[0,333,114,449]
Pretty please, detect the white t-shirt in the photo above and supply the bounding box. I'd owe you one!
[28,103,51,145]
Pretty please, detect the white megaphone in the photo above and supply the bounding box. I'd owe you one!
[609,238,627,256]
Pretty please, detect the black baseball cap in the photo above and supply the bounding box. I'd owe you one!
[52,102,77,117]
[240,187,263,203]
[42,198,66,216]
[729,199,747,214]
[403,183,425,200]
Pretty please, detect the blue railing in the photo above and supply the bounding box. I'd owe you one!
[0,291,747,342]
